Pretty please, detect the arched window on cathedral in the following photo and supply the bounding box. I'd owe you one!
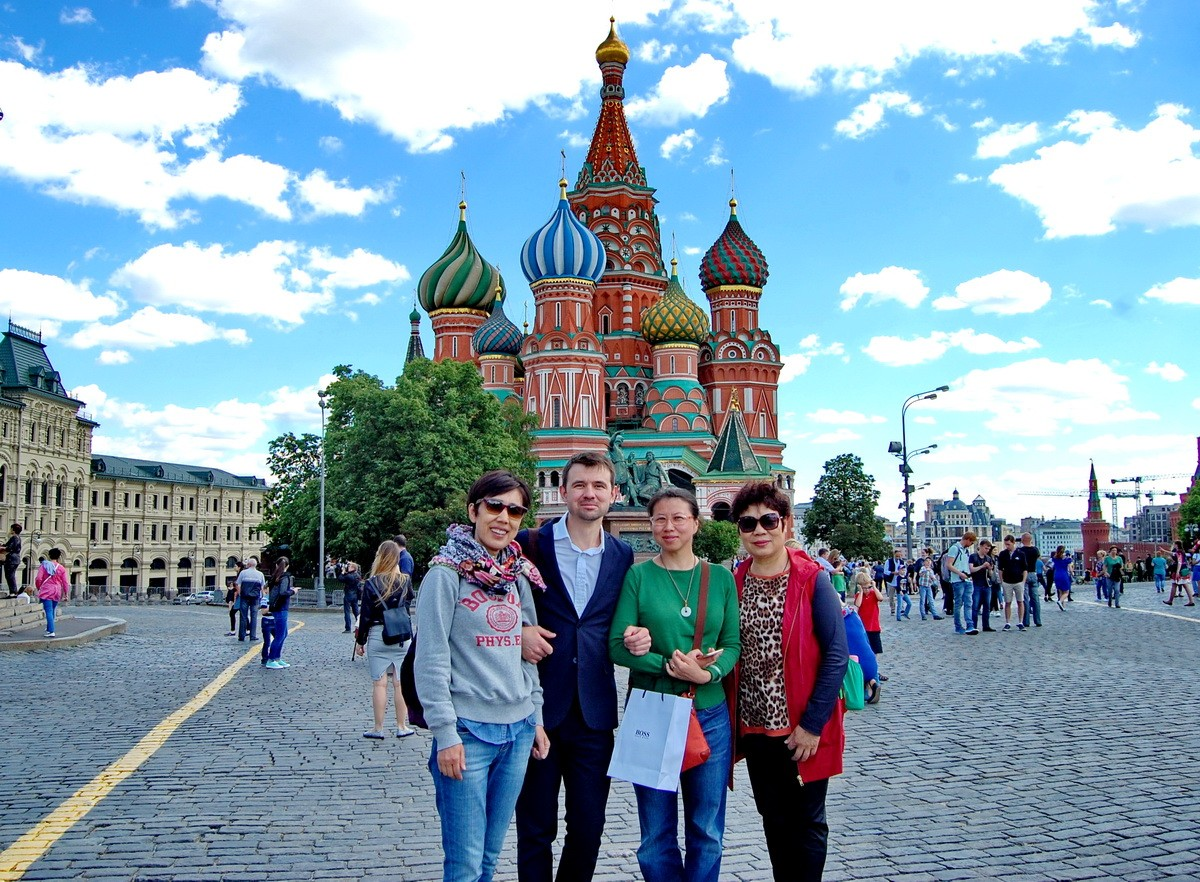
[729,310,736,333]
[617,384,629,406]
[635,385,646,406]
[550,470,560,487]
[599,313,611,335]
[552,399,562,427]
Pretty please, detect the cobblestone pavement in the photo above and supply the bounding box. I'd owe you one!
[2,584,1198,881]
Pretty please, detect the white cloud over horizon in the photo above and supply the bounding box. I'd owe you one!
[864,329,1041,366]
[932,269,1051,315]
[840,266,929,310]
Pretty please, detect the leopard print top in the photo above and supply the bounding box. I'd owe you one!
[738,570,791,734]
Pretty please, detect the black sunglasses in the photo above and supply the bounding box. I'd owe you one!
[478,498,529,518]
[737,512,782,533]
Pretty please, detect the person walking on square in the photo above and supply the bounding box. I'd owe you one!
[916,556,943,620]
[946,532,976,634]
[996,536,1026,631]
[609,487,741,882]
[969,538,996,633]
[414,470,549,882]
[1163,541,1195,606]
[892,555,911,622]
[853,565,886,680]
[3,524,21,597]
[1103,546,1124,608]
[881,549,905,620]
[1049,547,1073,611]
[1018,533,1042,628]
[1151,548,1168,594]
[235,557,265,641]
[264,557,295,669]
[35,547,69,637]
[340,561,362,633]
[726,481,848,881]
[515,451,638,882]
[355,540,415,737]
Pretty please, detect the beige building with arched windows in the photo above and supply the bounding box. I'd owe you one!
[1,321,268,599]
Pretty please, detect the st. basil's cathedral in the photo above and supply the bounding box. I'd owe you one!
[410,20,794,537]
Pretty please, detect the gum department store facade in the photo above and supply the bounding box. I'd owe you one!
[0,322,267,599]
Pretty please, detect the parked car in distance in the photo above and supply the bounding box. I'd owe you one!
[206,592,227,605]
[185,591,216,605]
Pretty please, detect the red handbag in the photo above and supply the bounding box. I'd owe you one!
[681,562,712,772]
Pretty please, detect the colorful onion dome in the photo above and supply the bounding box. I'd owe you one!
[408,305,421,323]
[472,287,523,357]
[521,180,607,285]
[417,201,500,312]
[641,258,711,345]
[595,17,630,65]
[698,198,769,290]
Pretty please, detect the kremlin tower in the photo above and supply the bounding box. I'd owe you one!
[413,18,793,519]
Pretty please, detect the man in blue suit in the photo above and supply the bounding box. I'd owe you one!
[515,450,644,882]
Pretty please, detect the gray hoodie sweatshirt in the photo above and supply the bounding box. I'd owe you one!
[413,565,542,750]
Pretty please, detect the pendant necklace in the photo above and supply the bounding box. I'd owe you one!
[660,554,697,618]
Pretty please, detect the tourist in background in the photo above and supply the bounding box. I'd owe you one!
[968,538,995,633]
[414,470,548,882]
[1049,547,1073,611]
[728,481,848,880]
[1103,546,1124,608]
[340,561,362,633]
[354,540,414,736]
[1163,541,1195,606]
[3,524,21,597]
[946,532,976,635]
[1018,533,1042,628]
[609,486,740,882]
[916,556,943,621]
[235,557,265,641]
[35,547,69,638]
[264,557,295,669]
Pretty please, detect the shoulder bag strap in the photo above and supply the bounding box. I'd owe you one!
[691,562,711,652]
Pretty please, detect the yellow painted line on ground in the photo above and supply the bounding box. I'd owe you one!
[1083,599,1200,624]
[0,621,305,881]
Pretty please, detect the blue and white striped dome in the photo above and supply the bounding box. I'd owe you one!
[520,179,606,285]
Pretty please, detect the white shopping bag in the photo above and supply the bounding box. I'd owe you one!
[607,688,694,792]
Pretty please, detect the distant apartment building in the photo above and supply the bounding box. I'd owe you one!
[1033,519,1084,555]
[919,489,996,549]
[0,321,268,597]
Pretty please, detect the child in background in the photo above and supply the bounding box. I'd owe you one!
[853,567,887,682]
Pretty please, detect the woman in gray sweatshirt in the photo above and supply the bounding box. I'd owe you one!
[414,469,548,882]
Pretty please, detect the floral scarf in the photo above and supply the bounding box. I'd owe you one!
[430,523,546,594]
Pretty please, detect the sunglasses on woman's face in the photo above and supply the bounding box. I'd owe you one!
[737,512,782,533]
[479,498,529,518]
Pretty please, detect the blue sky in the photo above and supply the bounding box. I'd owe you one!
[1,0,1197,528]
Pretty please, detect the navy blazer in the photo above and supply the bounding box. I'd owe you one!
[518,519,634,731]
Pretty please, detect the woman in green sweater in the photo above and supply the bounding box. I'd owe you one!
[610,487,741,882]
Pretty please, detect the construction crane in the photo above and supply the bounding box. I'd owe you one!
[1145,490,1179,506]
[1103,491,1138,524]
[1021,489,1140,523]
[1110,473,1189,511]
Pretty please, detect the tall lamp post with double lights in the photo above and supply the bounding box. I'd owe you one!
[889,385,949,560]
[316,389,329,609]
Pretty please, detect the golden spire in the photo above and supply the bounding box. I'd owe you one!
[596,17,630,65]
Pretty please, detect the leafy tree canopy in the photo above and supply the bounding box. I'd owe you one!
[262,359,538,579]
[803,453,890,560]
[695,519,741,565]
[1177,489,1200,545]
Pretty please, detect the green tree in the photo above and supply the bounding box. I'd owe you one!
[803,454,891,560]
[694,519,741,564]
[1177,489,1200,545]
[264,359,540,573]
[259,432,322,576]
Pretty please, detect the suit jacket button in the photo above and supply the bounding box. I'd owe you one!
[572,657,577,664]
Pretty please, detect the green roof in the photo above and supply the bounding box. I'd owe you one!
[706,407,767,475]
[0,321,76,402]
[91,455,267,490]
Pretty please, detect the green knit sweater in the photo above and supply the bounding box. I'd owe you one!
[608,559,741,710]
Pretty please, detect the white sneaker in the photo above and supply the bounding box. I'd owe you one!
[44,632,56,638]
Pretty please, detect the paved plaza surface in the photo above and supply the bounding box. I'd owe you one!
[2,584,1198,882]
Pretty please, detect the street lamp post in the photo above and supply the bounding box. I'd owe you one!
[316,389,329,609]
[890,385,949,561]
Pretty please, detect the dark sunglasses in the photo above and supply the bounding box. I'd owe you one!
[737,512,782,533]
[478,498,529,518]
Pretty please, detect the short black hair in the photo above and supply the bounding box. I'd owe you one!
[48,547,62,560]
[392,534,407,548]
[467,469,532,508]
[647,486,699,518]
[730,481,790,521]
[562,450,615,487]
[9,524,21,535]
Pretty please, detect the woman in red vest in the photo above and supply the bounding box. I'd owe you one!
[726,481,849,881]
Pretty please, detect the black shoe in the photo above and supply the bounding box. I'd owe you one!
[343,628,352,633]
[983,627,996,632]
[879,674,889,682]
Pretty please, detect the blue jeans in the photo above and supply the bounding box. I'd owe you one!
[1154,574,1165,592]
[42,598,58,633]
[634,703,732,882]
[952,582,972,632]
[267,609,289,660]
[1023,576,1043,625]
[238,597,259,640]
[430,720,536,882]
[894,592,911,620]
[260,613,275,661]
[343,590,360,631]
[917,585,939,619]
[971,583,991,630]
[1105,579,1122,606]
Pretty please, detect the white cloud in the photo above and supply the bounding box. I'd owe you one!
[305,246,409,289]
[10,37,42,64]
[863,329,1040,366]
[912,415,936,425]
[806,409,886,425]
[989,104,1200,238]
[779,354,812,383]
[835,91,924,139]
[661,128,699,160]
[812,427,862,445]
[1193,398,1200,411]
[724,1,1127,95]
[1142,277,1200,306]
[60,8,95,25]
[67,307,250,352]
[682,246,702,255]
[637,39,677,63]
[626,54,730,126]
[705,138,727,166]
[1090,298,1113,308]
[0,269,122,323]
[932,269,1051,314]
[934,357,1157,438]
[97,350,130,365]
[925,443,1001,464]
[975,122,1041,158]
[318,135,343,154]
[952,173,980,184]
[840,266,928,310]
[1087,23,1139,48]
[1146,361,1186,382]
[295,170,389,217]
[780,335,844,383]
[558,129,590,149]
